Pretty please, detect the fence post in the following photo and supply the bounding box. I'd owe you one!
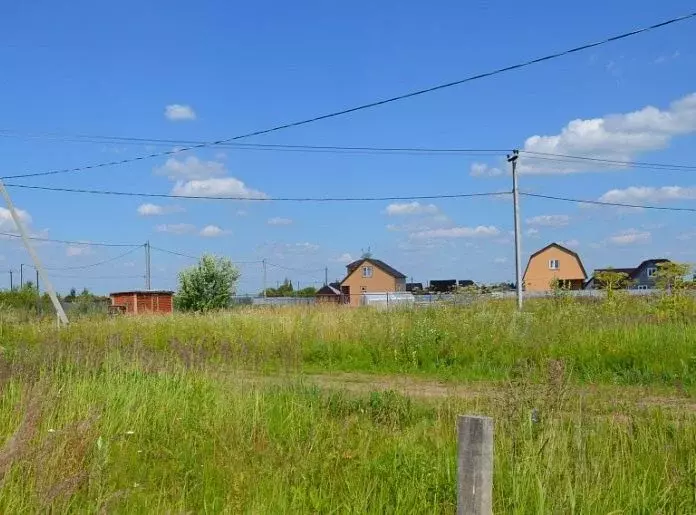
[457,415,494,515]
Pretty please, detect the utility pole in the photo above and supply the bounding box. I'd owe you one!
[508,150,523,310]
[0,180,68,325]
[9,270,13,291]
[145,241,151,290]
[262,259,267,297]
[20,263,24,288]
[324,267,328,286]
[36,269,39,294]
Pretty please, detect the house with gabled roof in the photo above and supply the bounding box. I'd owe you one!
[585,258,670,290]
[339,258,407,306]
[522,243,588,292]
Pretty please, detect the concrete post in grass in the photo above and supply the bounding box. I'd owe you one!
[457,415,494,515]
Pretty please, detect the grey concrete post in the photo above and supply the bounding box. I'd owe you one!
[457,415,494,515]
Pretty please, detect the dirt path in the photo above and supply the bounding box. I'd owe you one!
[230,370,696,412]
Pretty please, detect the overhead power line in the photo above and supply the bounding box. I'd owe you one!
[46,273,145,280]
[43,245,144,271]
[0,131,507,156]
[149,245,262,264]
[267,262,326,274]
[520,152,696,172]
[3,11,694,181]
[4,183,509,202]
[521,192,696,212]
[0,230,138,247]
[3,130,694,171]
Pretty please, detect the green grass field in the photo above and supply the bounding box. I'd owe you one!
[0,297,695,512]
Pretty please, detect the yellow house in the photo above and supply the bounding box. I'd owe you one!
[340,258,407,306]
[523,243,587,292]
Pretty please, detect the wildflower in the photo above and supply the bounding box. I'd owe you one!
[125,430,135,435]
[48,429,56,433]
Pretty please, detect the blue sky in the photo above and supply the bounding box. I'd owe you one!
[1,1,695,294]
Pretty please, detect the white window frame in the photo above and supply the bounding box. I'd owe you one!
[362,266,373,278]
[646,267,657,278]
[548,259,560,270]
[637,284,649,290]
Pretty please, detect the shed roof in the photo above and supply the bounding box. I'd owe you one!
[316,284,342,296]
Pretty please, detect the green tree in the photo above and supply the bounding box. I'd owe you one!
[176,254,240,312]
[594,269,631,298]
[655,262,692,291]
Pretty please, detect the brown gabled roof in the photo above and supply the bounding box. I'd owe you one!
[343,258,407,281]
[523,242,588,280]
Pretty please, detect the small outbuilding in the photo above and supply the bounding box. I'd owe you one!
[316,282,346,304]
[110,290,174,314]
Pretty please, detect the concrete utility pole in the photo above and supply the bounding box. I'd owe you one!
[20,263,25,288]
[0,180,68,325]
[36,269,39,293]
[508,150,523,310]
[9,270,13,290]
[262,259,267,297]
[324,266,328,286]
[145,241,151,290]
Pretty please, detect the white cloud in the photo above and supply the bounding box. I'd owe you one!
[171,177,267,199]
[494,257,508,264]
[155,223,196,235]
[332,253,354,264]
[598,186,696,204]
[410,225,500,239]
[200,225,227,237]
[385,202,439,216]
[155,156,226,181]
[470,162,504,177]
[0,207,32,231]
[515,92,696,174]
[164,104,196,121]
[267,217,293,226]
[136,203,183,216]
[608,229,651,245]
[525,228,540,237]
[236,210,248,217]
[526,214,570,227]
[66,244,93,257]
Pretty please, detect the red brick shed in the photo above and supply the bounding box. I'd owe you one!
[110,290,174,314]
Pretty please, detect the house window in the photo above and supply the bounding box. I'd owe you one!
[548,259,560,270]
[646,267,657,278]
[362,266,373,278]
[637,284,649,290]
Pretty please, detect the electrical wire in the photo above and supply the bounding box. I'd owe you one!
[2,183,510,202]
[43,245,144,271]
[46,273,145,280]
[267,262,326,274]
[520,191,696,212]
[0,231,138,247]
[0,131,507,156]
[149,245,262,264]
[519,152,696,172]
[3,11,693,181]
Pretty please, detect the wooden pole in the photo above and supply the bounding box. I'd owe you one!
[457,415,494,515]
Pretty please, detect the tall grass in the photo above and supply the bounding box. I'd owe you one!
[0,297,694,511]
[3,297,695,387]
[0,359,693,512]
